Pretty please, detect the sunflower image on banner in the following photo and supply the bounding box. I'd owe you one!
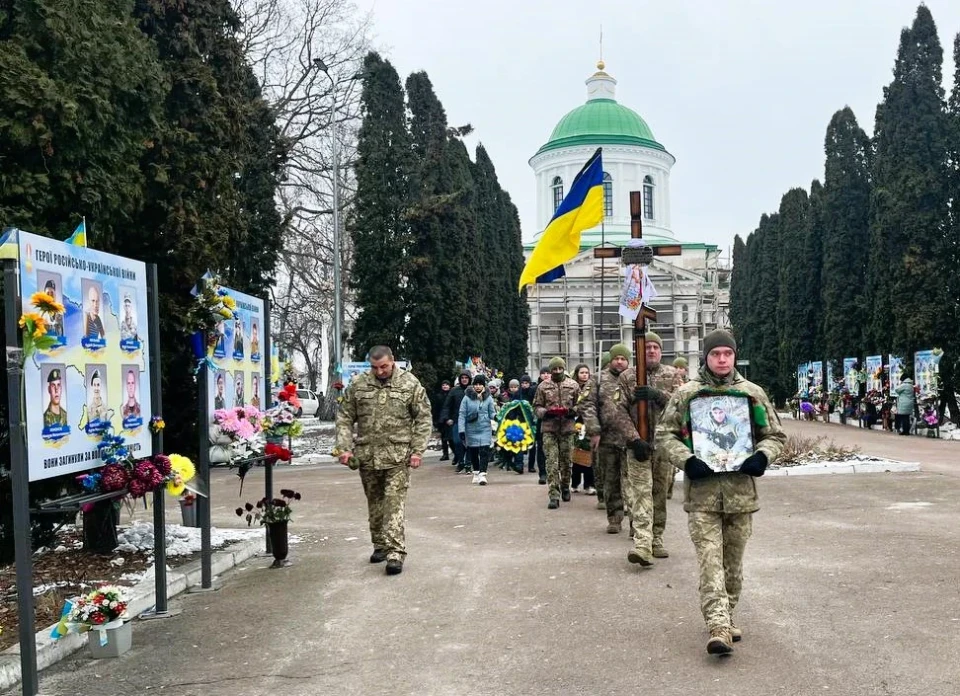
[495,400,536,453]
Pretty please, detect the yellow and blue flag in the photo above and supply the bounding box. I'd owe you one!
[65,219,86,247]
[518,148,604,292]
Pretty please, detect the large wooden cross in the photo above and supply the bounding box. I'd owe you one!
[592,191,682,441]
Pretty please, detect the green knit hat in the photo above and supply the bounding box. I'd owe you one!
[645,331,663,348]
[609,344,632,361]
[703,329,737,360]
[673,357,688,369]
[548,356,566,370]
[601,351,611,369]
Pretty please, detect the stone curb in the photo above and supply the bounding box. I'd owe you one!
[675,460,920,481]
[0,534,264,692]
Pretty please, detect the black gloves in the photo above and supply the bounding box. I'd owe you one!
[684,456,713,481]
[630,439,651,461]
[633,385,659,402]
[459,432,466,445]
[738,451,768,477]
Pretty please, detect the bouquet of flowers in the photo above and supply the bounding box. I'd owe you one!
[236,489,302,526]
[210,406,267,464]
[574,422,592,452]
[68,586,128,628]
[186,275,236,346]
[262,385,303,439]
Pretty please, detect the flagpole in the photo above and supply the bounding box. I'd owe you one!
[598,220,605,371]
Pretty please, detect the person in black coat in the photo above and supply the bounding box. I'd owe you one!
[441,371,472,471]
[432,381,454,460]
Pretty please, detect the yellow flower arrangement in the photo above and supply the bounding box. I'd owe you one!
[165,454,196,496]
[30,290,65,316]
[221,295,237,310]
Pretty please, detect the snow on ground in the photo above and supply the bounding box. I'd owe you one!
[115,521,261,556]
[941,422,960,440]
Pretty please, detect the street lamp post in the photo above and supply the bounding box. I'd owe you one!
[317,60,343,397]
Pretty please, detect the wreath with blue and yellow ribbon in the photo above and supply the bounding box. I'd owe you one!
[495,400,536,453]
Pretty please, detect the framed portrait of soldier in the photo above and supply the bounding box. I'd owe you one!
[84,364,110,434]
[41,363,70,441]
[118,286,141,352]
[80,278,107,350]
[36,271,67,346]
[213,370,228,411]
[120,365,143,430]
[688,393,755,473]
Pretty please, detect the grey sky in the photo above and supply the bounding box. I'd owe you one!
[354,0,960,256]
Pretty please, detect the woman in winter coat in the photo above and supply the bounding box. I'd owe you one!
[894,372,916,436]
[571,363,596,495]
[458,374,498,485]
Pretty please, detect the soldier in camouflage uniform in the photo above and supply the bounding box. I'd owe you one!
[657,329,785,655]
[335,346,432,575]
[639,332,683,559]
[532,357,580,509]
[666,357,690,500]
[577,351,611,511]
[43,369,68,428]
[580,343,655,567]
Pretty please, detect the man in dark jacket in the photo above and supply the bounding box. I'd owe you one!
[441,371,472,471]
[432,381,453,460]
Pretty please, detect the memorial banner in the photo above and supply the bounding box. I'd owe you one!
[342,360,410,389]
[810,361,823,390]
[865,355,883,393]
[796,363,808,393]
[914,349,942,396]
[205,287,266,419]
[843,357,858,392]
[888,355,904,391]
[16,230,153,481]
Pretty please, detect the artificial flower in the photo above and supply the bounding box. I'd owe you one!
[30,291,65,316]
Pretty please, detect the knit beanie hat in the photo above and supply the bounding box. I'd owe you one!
[609,344,632,361]
[601,351,611,369]
[673,357,688,369]
[645,331,663,348]
[703,329,737,360]
[520,374,532,383]
[488,378,502,390]
[509,379,520,389]
[472,374,487,386]
[548,356,566,370]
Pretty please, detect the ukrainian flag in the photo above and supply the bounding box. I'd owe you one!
[65,219,86,247]
[519,148,604,292]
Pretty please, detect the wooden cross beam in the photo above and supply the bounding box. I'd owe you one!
[590,190,676,441]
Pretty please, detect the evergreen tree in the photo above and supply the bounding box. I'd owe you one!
[866,5,949,355]
[755,213,782,400]
[939,31,960,419]
[470,145,501,362]
[804,180,826,355]
[775,188,811,393]
[820,107,871,360]
[404,71,471,388]
[500,191,530,378]
[348,52,411,355]
[729,234,748,348]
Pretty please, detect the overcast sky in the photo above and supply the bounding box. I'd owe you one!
[352,0,960,256]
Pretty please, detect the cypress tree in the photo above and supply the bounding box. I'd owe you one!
[729,234,748,348]
[804,180,826,355]
[866,5,948,355]
[775,188,811,391]
[501,191,530,378]
[755,213,782,400]
[820,107,871,359]
[348,52,411,355]
[404,71,471,388]
[939,31,960,419]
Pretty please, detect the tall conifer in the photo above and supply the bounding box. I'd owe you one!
[775,188,811,390]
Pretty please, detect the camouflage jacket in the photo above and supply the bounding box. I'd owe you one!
[580,364,681,449]
[656,367,786,513]
[335,368,433,470]
[532,377,580,435]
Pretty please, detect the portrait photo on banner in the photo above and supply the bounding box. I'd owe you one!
[118,285,141,350]
[84,363,109,434]
[36,269,67,343]
[121,365,143,429]
[213,369,228,411]
[80,278,107,347]
[689,393,755,473]
[40,363,70,440]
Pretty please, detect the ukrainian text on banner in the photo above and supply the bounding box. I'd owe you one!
[843,357,858,392]
[18,230,153,481]
[810,361,823,390]
[914,349,942,396]
[865,355,883,392]
[206,287,266,422]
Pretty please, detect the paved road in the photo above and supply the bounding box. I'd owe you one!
[782,417,959,477]
[17,445,960,696]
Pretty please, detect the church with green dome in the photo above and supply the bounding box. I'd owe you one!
[524,61,731,372]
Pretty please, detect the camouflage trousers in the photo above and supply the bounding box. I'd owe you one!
[359,465,410,561]
[651,453,675,545]
[687,511,753,630]
[599,445,626,519]
[542,432,573,500]
[592,446,605,501]
[623,453,653,556]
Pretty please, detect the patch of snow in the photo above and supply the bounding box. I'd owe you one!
[886,501,934,511]
[115,522,260,557]
[941,422,960,440]
[109,557,125,567]
[33,581,71,596]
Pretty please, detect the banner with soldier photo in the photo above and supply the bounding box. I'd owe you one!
[206,286,266,419]
[13,229,153,481]
[865,355,883,392]
[914,349,942,397]
[843,357,858,392]
[888,355,904,391]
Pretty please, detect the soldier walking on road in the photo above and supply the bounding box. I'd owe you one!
[335,346,432,576]
[657,330,785,655]
[532,357,580,509]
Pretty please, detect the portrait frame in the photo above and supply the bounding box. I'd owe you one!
[688,392,755,473]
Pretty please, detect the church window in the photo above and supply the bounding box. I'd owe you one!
[552,176,564,212]
[643,176,655,220]
[603,172,613,217]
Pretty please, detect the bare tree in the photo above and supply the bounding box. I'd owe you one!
[234,0,369,400]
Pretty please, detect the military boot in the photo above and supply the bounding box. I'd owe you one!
[627,548,653,567]
[561,488,571,502]
[369,549,388,564]
[707,627,733,655]
[385,559,403,575]
[730,622,742,642]
[548,498,560,509]
[652,540,669,558]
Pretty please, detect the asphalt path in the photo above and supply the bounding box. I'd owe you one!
[17,436,960,696]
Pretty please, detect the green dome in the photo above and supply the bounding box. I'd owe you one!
[536,99,665,156]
